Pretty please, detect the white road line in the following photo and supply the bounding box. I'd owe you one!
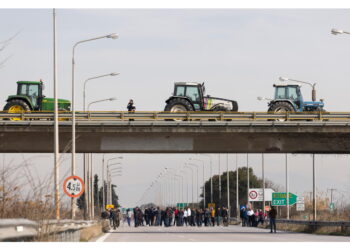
[95,231,112,242]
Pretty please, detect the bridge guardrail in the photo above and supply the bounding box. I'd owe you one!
[276,219,350,227]
[2,111,350,121]
[0,219,98,242]
[0,219,38,241]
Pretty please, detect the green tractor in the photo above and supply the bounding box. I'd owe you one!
[3,80,71,120]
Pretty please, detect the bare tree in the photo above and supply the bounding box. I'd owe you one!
[0,31,20,69]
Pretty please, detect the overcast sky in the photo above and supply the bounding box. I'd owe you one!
[1,9,350,208]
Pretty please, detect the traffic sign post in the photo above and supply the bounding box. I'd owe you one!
[63,176,85,198]
[296,203,305,211]
[248,188,274,202]
[272,192,297,206]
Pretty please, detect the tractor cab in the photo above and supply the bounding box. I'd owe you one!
[16,80,44,110]
[173,82,205,110]
[273,84,303,111]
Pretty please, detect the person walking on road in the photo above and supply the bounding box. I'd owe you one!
[268,206,277,233]
[184,207,188,226]
[126,209,132,226]
[210,207,215,226]
[216,208,221,226]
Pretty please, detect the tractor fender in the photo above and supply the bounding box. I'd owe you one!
[268,100,297,111]
[6,96,34,110]
[165,96,195,110]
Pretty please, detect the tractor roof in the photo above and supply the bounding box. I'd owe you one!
[17,81,43,85]
[175,82,202,86]
[273,83,301,87]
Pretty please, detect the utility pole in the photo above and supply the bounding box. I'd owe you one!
[247,153,249,207]
[262,154,265,216]
[226,153,230,217]
[218,154,221,207]
[236,154,239,220]
[53,8,60,220]
[286,154,289,219]
[312,154,317,221]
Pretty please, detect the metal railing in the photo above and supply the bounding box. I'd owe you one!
[0,219,98,242]
[2,111,350,121]
[276,219,350,227]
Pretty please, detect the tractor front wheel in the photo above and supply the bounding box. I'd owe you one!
[3,99,31,121]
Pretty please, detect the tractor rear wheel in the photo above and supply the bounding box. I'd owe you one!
[3,99,31,121]
[164,98,194,121]
[268,102,294,121]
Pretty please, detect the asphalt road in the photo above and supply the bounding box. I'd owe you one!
[96,222,350,242]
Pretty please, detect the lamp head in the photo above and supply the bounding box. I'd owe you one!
[109,97,117,101]
[107,33,119,39]
[110,72,119,76]
[331,29,343,35]
[279,77,288,82]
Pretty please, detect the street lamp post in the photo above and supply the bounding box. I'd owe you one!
[104,157,123,208]
[83,73,119,111]
[236,154,239,220]
[189,158,206,208]
[218,154,221,208]
[247,154,249,207]
[203,155,213,204]
[188,163,199,206]
[86,98,116,219]
[184,164,194,207]
[107,163,122,204]
[180,170,189,205]
[52,8,60,220]
[71,33,118,219]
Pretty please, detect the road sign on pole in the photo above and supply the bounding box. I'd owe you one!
[63,176,85,198]
[248,188,274,202]
[296,203,305,211]
[272,192,297,206]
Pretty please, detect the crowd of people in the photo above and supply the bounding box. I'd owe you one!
[240,207,267,227]
[102,205,278,233]
[130,206,229,227]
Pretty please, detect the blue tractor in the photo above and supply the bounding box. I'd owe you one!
[266,77,325,113]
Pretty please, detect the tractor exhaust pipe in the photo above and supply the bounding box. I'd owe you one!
[312,84,316,102]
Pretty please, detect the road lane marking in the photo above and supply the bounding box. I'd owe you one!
[95,231,112,242]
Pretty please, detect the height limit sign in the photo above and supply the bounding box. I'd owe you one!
[63,176,85,198]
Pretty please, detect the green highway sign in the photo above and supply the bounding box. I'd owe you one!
[177,203,188,208]
[329,202,335,210]
[272,192,297,206]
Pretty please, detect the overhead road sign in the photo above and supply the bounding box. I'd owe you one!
[272,192,297,206]
[63,176,84,198]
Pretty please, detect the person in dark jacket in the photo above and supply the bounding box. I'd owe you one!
[222,207,229,226]
[268,206,277,233]
[127,99,136,112]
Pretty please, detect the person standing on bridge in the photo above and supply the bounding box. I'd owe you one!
[268,206,277,233]
[127,99,136,112]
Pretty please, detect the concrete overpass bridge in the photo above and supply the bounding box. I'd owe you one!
[1,111,350,153]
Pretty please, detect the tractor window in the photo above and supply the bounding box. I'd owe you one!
[275,87,286,99]
[175,86,185,96]
[28,85,39,97]
[287,86,298,100]
[186,86,200,102]
[18,84,27,95]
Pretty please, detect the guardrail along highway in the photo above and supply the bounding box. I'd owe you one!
[2,111,350,153]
